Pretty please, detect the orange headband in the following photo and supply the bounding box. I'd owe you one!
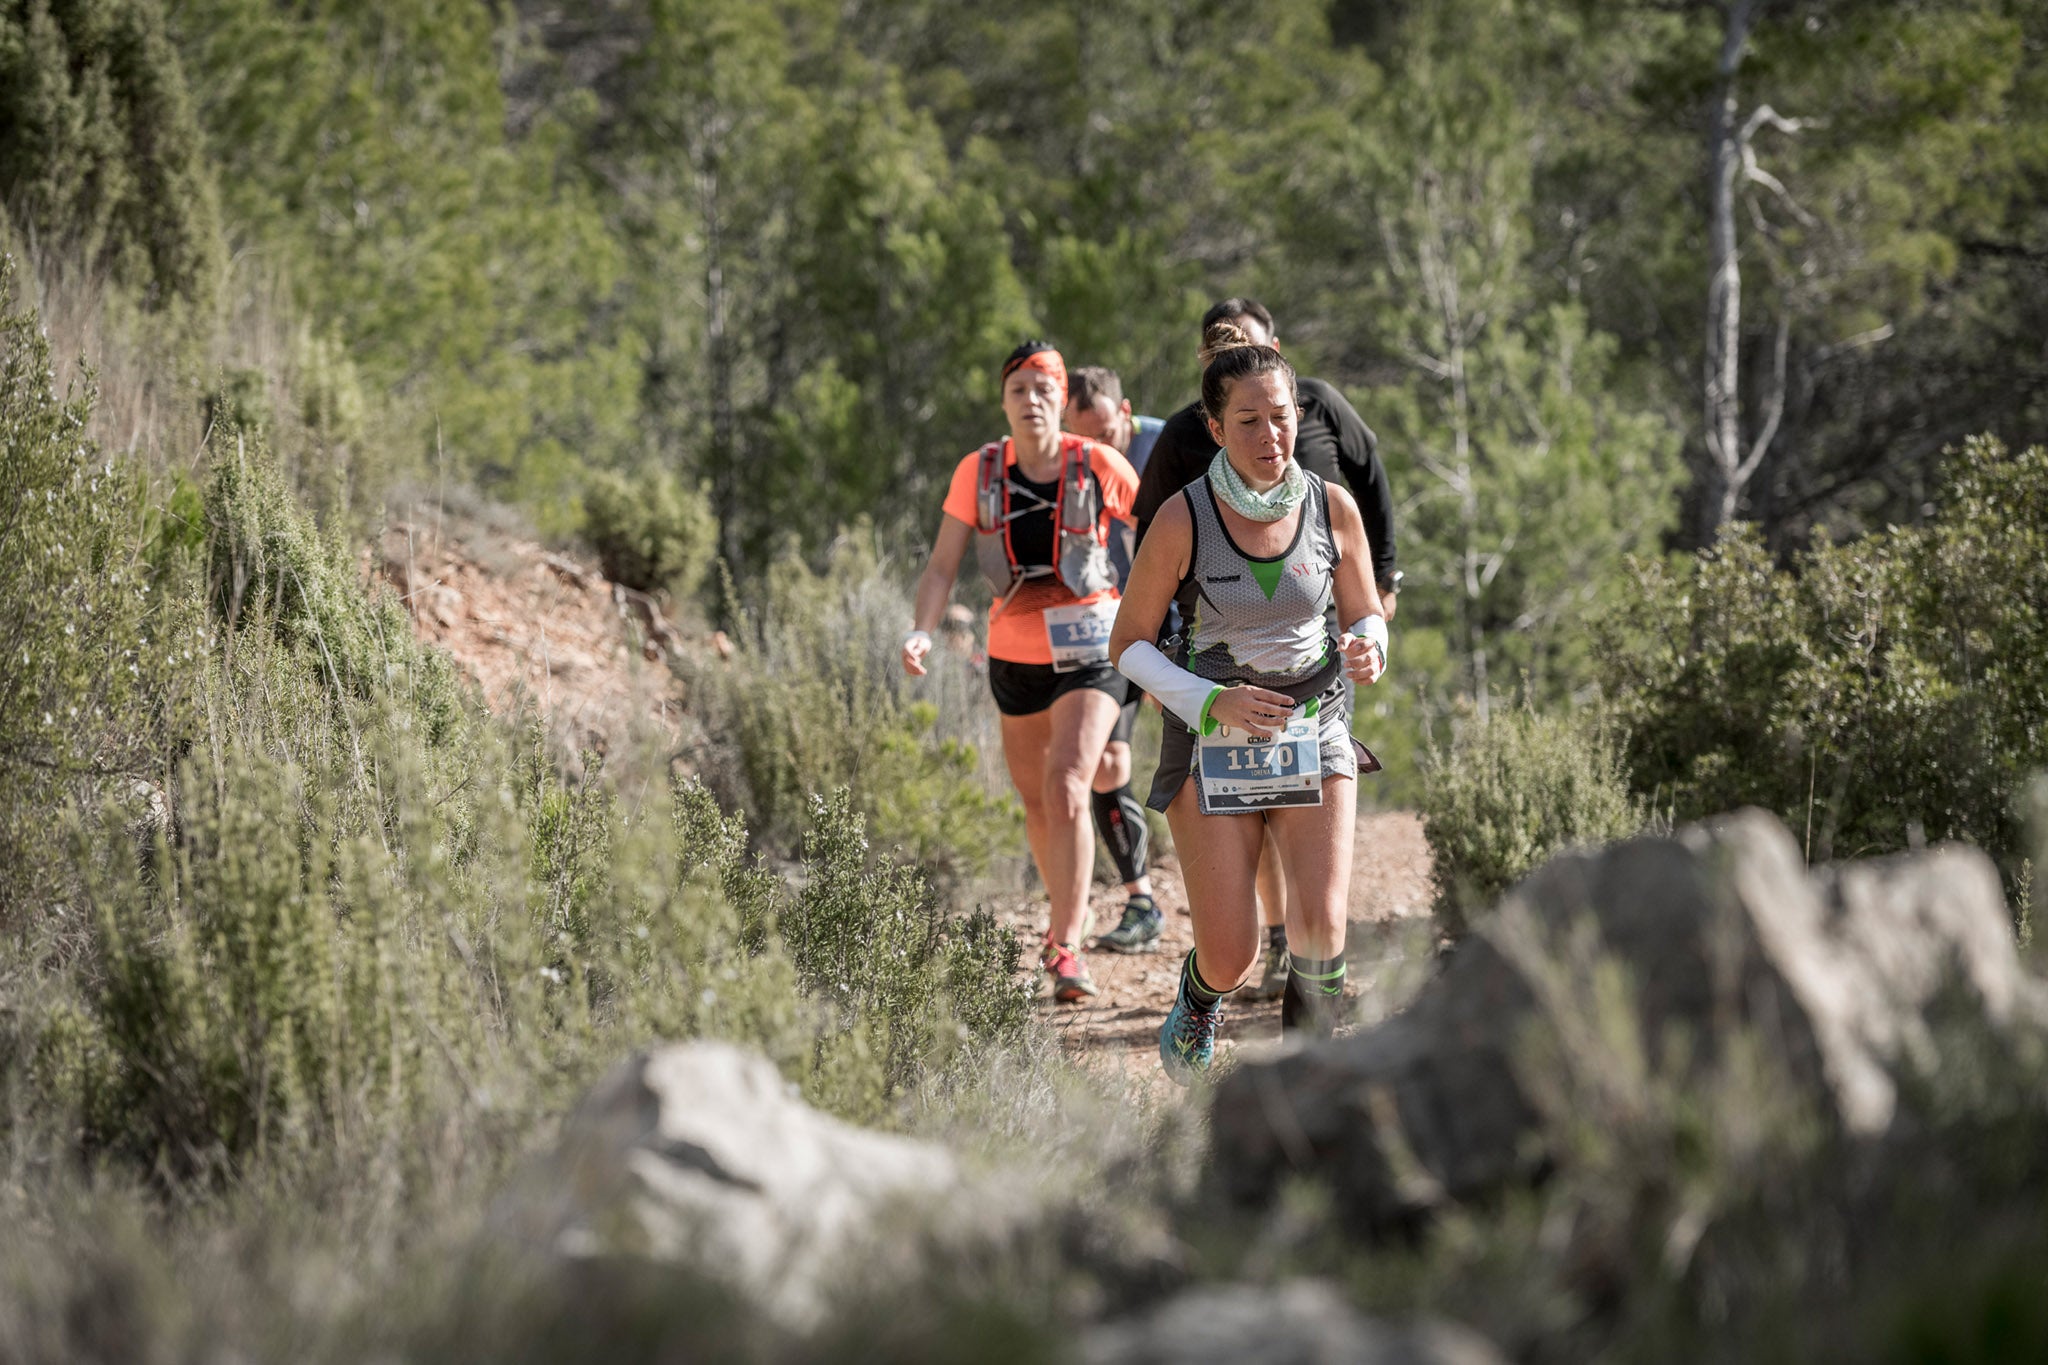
[1003,347,1067,404]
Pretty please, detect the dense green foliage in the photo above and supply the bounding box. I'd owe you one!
[0,0,221,306]
[580,464,719,599]
[0,258,192,921]
[7,0,2045,748]
[689,531,1021,881]
[1602,437,2048,894]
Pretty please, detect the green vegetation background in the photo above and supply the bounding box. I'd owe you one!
[5,0,2048,1359]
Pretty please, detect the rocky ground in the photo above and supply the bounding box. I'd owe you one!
[372,517,700,764]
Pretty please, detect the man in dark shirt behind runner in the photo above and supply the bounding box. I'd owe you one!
[1129,297,1400,1000]
[1133,298,1398,604]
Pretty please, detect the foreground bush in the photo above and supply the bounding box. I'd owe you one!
[0,259,193,927]
[1,285,1037,1185]
[1419,703,1641,937]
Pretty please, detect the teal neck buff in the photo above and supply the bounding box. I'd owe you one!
[1208,449,1307,522]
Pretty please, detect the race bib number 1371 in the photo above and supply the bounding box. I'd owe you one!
[1043,599,1115,673]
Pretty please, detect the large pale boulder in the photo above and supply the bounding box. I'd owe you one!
[1212,810,2048,1232]
[510,1041,961,1328]
[1082,1281,1508,1365]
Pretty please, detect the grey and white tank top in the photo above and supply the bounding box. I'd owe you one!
[1172,472,1341,693]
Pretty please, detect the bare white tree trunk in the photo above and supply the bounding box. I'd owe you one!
[693,116,740,572]
[1702,0,1809,535]
[1406,168,1514,721]
[1703,0,1754,532]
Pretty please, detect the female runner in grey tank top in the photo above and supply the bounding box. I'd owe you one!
[1108,323,1389,1084]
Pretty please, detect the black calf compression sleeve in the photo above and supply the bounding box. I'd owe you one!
[1281,953,1347,1037]
[1090,785,1149,885]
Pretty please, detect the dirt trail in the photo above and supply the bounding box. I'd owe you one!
[995,810,1436,1093]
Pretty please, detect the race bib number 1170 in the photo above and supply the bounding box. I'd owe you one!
[1196,702,1323,815]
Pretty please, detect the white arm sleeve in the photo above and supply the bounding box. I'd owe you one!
[1116,640,1224,735]
[1346,614,1389,662]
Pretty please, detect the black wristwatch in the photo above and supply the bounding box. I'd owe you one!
[1378,570,1404,596]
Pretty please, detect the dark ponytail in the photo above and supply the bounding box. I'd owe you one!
[1199,320,1296,424]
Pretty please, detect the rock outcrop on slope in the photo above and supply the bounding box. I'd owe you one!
[1211,810,2048,1234]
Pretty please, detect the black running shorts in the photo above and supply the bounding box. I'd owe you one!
[987,658,1125,717]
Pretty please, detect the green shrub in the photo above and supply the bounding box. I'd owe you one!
[1419,703,1641,937]
[782,788,1029,1112]
[1602,437,2048,899]
[205,428,468,751]
[580,465,718,600]
[687,530,1021,883]
[0,256,192,928]
[3,334,1039,1183]
[74,737,501,1178]
[54,716,1028,1178]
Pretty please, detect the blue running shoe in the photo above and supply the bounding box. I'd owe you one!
[1159,990,1223,1085]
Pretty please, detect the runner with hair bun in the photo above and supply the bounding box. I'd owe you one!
[1109,322,1389,1082]
[904,341,1139,1003]
[1134,297,1400,1006]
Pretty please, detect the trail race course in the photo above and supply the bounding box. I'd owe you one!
[991,810,1434,1096]
[381,512,1437,1094]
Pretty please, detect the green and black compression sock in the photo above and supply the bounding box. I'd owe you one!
[1280,953,1346,1037]
[1179,950,1231,1011]
[1091,785,1150,886]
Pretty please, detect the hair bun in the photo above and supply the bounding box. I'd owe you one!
[1199,320,1255,364]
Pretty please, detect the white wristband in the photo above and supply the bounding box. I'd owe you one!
[903,629,932,651]
[1346,614,1388,662]
[1116,640,1224,735]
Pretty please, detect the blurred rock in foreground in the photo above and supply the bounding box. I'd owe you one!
[1083,1280,1508,1365]
[502,1041,960,1328]
[1213,809,2048,1234]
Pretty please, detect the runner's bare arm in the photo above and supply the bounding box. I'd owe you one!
[904,515,972,676]
[1326,486,1388,685]
[1109,495,1191,665]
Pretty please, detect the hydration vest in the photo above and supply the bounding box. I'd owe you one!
[971,435,1116,616]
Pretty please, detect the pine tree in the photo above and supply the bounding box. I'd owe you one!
[0,0,222,306]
